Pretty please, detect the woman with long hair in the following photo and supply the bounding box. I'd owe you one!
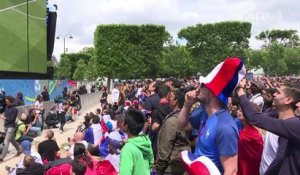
[237,103,264,175]
[30,95,44,132]
[73,143,96,175]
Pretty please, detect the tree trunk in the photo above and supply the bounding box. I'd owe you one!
[107,76,112,94]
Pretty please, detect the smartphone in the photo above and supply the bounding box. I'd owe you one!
[246,72,253,81]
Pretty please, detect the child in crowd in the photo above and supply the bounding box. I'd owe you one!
[119,109,154,175]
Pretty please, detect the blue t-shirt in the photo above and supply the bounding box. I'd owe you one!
[189,106,239,173]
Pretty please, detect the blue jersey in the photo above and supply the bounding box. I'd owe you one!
[189,107,239,173]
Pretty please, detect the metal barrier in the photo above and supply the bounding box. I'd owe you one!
[0,91,101,132]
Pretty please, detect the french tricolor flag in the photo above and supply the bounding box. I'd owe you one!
[201,57,246,105]
[180,151,221,175]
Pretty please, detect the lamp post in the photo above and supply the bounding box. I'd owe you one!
[56,34,73,54]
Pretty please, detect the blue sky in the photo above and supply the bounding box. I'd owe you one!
[48,0,300,60]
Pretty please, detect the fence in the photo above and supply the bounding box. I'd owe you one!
[0,91,101,132]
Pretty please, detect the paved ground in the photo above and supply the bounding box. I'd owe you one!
[0,103,102,175]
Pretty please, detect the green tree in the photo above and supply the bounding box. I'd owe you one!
[265,43,287,76]
[73,59,87,81]
[178,21,252,75]
[284,47,300,75]
[94,24,169,88]
[159,44,197,78]
[84,56,99,81]
[139,25,170,78]
[256,29,300,48]
[247,43,287,76]
[63,53,92,78]
[56,55,72,79]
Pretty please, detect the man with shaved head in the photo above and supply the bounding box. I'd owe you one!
[68,132,88,159]
[38,130,60,162]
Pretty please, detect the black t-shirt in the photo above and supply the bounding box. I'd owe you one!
[102,92,108,98]
[46,112,57,122]
[38,139,60,161]
[144,93,160,112]
[152,103,172,125]
[41,91,50,101]
[101,92,108,102]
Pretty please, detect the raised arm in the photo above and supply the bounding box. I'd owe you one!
[177,90,197,131]
[237,88,300,141]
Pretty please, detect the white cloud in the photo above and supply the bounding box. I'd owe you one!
[48,0,300,61]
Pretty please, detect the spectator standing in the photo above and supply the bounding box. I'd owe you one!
[15,92,25,107]
[177,58,246,174]
[41,86,50,102]
[144,81,161,112]
[119,109,154,175]
[236,105,264,175]
[236,81,300,175]
[100,87,108,107]
[112,84,120,106]
[249,81,264,110]
[156,89,190,175]
[31,95,44,132]
[0,96,22,161]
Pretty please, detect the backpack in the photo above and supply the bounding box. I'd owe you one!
[54,95,65,104]
[15,122,25,135]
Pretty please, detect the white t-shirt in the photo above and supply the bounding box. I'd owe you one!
[111,88,120,103]
[250,93,264,110]
[91,124,102,145]
[135,88,142,98]
[69,140,88,159]
[34,101,43,114]
[10,151,43,175]
[260,131,279,175]
[102,114,111,124]
[105,154,120,172]
[57,103,63,113]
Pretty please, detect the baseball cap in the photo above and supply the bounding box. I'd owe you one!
[21,140,31,155]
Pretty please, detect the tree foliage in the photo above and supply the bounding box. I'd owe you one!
[178,21,252,75]
[84,56,98,81]
[159,44,197,78]
[247,29,300,76]
[73,59,87,81]
[94,24,169,79]
[64,53,92,77]
[56,55,72,79]
[256,29,300,48]
[56,48,95,80]
[55,23,300,79]
[284,47,300,75]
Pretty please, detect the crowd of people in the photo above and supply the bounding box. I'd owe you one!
[0,86,82,162]
[0,57,300,175]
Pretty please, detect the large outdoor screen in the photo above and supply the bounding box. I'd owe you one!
[0,0,47,74]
